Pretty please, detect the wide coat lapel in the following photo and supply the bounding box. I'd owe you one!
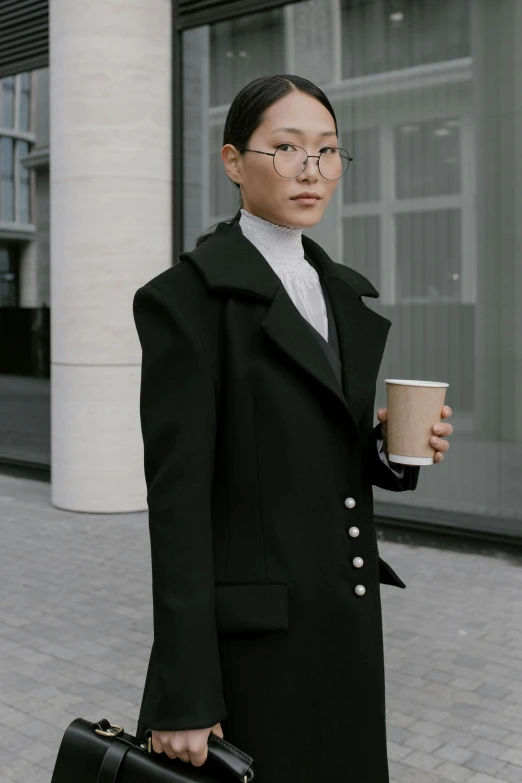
[180,221,391,432]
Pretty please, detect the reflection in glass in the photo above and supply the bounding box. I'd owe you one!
[19,72,31,131]
[341,0,470,78]
[1,136,15,221]
[1,76,15,129]
[17,140,31,223]
[396,210,461,302]
[342,127,380,204]
[210,10,284,107]
[343,215,380,285]
[182,0,522,525]
[395,118,461,199]
[0,245,17,307]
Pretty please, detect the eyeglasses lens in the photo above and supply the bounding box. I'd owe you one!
[273,145,351,180]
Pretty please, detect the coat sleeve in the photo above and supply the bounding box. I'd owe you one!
[369,421,420,492]
[376,436,405,478]
[133,283,227,731]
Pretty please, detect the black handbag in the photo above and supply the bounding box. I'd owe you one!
[50,717,255,783]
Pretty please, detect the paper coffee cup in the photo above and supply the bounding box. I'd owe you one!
[384,379,449,466]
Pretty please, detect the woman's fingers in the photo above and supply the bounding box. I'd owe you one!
[433,422,453,436]
[150,728,211,765]
[172,746,192,763]
[186,739,209,767]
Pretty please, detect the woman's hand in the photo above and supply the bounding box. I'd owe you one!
[151,722,224,766]
[377,405,453,464]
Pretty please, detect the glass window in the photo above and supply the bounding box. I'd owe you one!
[1,76,15,129]
[17,140,31,223]
[341,0,470,78]
[19,72,31,131]
[0,245,17,307]
[395,118,461,199]
[342,127,380,204]
[396,210,461,303]
[181,0,522,528]
[210,9,284,107]
[343,215,380,284]
[1,136,15,221]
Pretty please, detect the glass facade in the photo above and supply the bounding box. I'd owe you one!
[182,0,522,528]
[0,73,33,224]
[0,68,50,468]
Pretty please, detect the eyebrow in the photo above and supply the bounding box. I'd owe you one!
[269,126,337,138]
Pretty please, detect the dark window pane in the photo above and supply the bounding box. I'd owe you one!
[0,245,9,272]
[17,140,31,223]
[1,76,15,128]
[0,244,17,307]
[210,10,284,107]
[342,215,380,286]
[341,0,470,78]
[19,72,31,132]
[342,127,380,204]
[1,136,15,221]
[395,118,461,198]
[396,210,461,302]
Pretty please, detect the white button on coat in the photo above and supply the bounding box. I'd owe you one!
[354,584,366,596]
[348,526,360,538]
[344,497,356,508]
[353,557,363,568]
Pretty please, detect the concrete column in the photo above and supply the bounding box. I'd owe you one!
[472,0,522,442]
[18,241,38,308]
[50,0,171,511]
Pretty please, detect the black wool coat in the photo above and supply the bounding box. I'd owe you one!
[132,219,420,783]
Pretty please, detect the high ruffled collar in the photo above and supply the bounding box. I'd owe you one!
[238,208,310,273]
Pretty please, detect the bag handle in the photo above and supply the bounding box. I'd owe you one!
[143,726,255,783]
[92,719,254,782]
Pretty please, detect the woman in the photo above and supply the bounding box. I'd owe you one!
[133,74,453,783]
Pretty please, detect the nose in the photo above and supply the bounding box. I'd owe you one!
[299,155,319,180]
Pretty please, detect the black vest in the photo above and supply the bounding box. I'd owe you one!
[302,249,343,392]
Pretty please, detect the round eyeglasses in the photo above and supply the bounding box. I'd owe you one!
[235,143,353,180]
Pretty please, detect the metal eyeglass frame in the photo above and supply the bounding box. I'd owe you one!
[235,144,353,180]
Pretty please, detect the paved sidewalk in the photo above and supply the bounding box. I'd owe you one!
[0,472,521,783]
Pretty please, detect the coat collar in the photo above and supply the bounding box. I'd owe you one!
[180,219,380,300]
[180,220,390,432]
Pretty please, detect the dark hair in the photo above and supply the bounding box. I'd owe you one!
[194,74,339,247]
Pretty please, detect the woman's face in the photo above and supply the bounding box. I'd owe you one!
[222,91,341,230]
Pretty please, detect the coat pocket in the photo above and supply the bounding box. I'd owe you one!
[378,557,406,589]
[215,582,289,633]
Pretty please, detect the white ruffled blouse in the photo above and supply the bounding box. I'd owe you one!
[238,208,404,478]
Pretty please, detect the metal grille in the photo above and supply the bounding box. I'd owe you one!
[0,0,48,79]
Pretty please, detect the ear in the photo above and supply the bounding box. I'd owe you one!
[222,143,242,186]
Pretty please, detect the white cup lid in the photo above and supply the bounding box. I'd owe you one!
[385,379,449,388]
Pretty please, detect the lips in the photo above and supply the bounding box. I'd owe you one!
[291,192,321,200]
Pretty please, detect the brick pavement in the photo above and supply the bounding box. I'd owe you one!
[0,471,521,782]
